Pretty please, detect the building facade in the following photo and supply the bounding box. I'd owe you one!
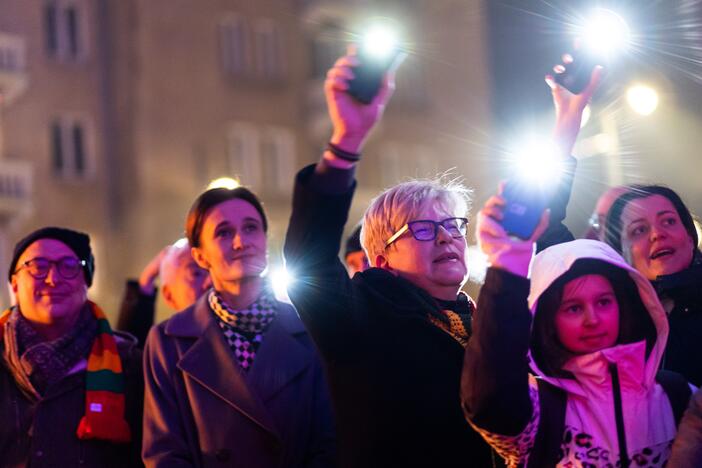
[0,0,492,317]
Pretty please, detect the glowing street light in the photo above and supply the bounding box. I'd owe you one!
[626,84,659,116]
[207,177,240,190]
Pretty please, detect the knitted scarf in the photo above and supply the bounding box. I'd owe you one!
[0,301,131,443]
[429,293,474,348]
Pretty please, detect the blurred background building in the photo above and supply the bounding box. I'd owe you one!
[0,0,493,317]
[1,0,701,317]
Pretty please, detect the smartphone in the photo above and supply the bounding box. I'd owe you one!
[347,46,402,104]
[500,180,551,240]
[553,51,598,95]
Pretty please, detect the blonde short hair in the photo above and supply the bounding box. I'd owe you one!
[360,176,472,262]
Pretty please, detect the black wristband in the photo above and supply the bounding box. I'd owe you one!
[327,142,361,162]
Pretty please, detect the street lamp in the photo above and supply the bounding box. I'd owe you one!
[626,84,659,116]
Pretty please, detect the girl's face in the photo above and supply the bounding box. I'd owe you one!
[620,194,694,280]
[554,274,620,355]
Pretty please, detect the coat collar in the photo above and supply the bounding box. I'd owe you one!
[164,291,312,438]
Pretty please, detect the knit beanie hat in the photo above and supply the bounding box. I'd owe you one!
[8,227,95,286]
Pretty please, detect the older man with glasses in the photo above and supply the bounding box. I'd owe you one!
[284,51,496,467]
[0,227,144,467]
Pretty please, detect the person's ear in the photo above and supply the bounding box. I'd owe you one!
[161,284,176,310]
[10,275,18,295]
[375,254,394,272]
[191,247,210,271]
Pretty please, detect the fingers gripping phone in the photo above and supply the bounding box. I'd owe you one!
[554,51,598,95]
[347,46,402,104]
[500,180,551,240]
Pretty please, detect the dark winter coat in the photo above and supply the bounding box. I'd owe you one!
[142,292,336,468]
[0,331,144,468]
[283,164,495,468]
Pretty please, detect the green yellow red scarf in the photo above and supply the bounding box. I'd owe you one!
[0,301,131,443]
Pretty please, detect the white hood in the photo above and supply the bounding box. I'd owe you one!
[527,239,668,395]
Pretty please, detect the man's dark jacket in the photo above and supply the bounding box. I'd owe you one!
[284,164,495,468]
[0,330,144,467]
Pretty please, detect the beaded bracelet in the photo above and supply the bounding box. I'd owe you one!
[327,142,361,162]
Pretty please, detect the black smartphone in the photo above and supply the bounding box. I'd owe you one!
[500,180,551,240]
[347,46,401,104]
[553,51,598,95]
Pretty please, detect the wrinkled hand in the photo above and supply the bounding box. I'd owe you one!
[476,186,550,278]
[546,58,603,155]
[138,246,169,295]
[325,45,403,156]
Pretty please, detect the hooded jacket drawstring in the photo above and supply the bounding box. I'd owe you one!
[609,362,630,468]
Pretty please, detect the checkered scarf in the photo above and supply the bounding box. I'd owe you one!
[208,286,277,372]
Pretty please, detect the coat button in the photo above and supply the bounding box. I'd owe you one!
[35,450,43,457]
[215,449,231,462]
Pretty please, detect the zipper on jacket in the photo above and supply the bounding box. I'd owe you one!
[609,362,630,468]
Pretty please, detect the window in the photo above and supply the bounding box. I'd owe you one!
[310,23,345,79]
[219,14,287,82]
[227,123,261,188]
[261,127,295,194]
[44,0,87,62]
[0,33,26,73]
[253,19,285,80]
[49,115,94,180]
[219,15,252,77]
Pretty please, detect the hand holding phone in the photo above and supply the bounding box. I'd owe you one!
[500,179,552,240]
[347,45,403,104]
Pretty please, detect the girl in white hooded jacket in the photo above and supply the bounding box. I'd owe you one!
[461,195,692,468]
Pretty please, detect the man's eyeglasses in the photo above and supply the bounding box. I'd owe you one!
[14,257,86,280]
[385,217,468,247]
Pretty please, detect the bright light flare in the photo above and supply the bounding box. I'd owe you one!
[580,9,631,58]
[580,105,591,129]
[466,245,489,285]
[361,24,398,60]
[626,85,659,116]
[207,177,240,190]
[511,138,564,187]
[270,266,292,302]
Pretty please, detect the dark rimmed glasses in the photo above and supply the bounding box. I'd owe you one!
[385,217,468,247]
[14,257,86,280]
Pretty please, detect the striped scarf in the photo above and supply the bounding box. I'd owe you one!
[0,301,131,443]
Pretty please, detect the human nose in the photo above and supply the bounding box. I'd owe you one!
[44,264,60,285]
[435,225,453,244]
[650,223,667,242]
[232,232,244,249]
[582,306,600,326]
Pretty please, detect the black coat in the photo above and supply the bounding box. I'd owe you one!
[284,164,495,468]
[0,331,144,468]
[655,254,702,386]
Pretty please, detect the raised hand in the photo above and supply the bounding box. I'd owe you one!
[325,46,404,161]
[476,185,550,278]
[546,59,603,155]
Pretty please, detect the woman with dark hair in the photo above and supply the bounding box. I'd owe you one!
[604,185,702,386]
[461,191,691,467]
[142,186,335,467]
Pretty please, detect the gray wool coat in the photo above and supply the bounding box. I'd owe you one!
[142,292,336,468]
